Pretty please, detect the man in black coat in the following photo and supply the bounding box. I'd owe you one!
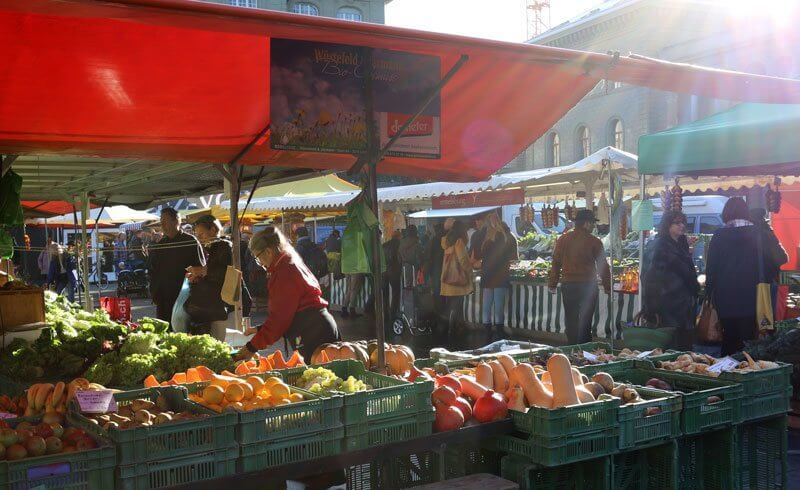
[148,208,205,322]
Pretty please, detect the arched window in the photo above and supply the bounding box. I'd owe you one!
[337,7,363,21]
[229,0,256,7]
[546,133,560,167]
[577,126,591,159]
[608,118,624,149]
[292,2,319,15]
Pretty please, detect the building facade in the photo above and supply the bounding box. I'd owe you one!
[506,0,800,171]
[201,0,387,24]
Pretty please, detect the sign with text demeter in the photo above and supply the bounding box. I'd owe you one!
[270,39,440,158]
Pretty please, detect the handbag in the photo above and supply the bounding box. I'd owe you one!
[442,249,468,287]
[221,265,241,306]
[696,300,723,343]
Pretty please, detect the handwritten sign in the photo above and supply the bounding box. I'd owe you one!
[75,390,117,414]
[636,350,655,359]
[583,351,599,362]
[707,357,739,374]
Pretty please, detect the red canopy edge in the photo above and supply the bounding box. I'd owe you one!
[21,201,98,217]
[2,0,800,181]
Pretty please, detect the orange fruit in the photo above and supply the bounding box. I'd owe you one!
[288,393,304,403]
[264,376,283,388]
[269,383,291,400]
[202,385,225,405]
[224,383,245,403]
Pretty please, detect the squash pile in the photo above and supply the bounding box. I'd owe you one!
[188,374,304,413]
[85,395,209,429]
[656,351,779,377]
[310,341,415,376]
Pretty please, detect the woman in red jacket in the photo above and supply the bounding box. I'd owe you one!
[235,227,340,361]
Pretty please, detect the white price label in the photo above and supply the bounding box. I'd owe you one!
[76,390,118,414]
[583,351,599,362]
[636,350,655,359]
[707,357,739,374]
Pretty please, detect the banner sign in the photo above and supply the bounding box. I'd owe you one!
[270,39,441,158]
[432,188,525,209]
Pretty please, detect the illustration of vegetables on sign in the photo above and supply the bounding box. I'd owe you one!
[270,38,440,158]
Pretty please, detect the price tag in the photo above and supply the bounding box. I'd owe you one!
[636,350,654,359]
[0,412,17,420]
[75,390,118,414]
[707,357,739,374]
[583,351,599,362]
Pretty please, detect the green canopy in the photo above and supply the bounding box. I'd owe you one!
[250,174,358,199]
[638,103,800,176]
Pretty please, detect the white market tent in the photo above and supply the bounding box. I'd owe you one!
[27,205,159,227]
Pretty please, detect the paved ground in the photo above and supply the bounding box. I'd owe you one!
[93,288,800,487]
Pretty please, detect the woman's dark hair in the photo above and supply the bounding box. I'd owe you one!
[658,210,687,237]
[721,197,750,223]
[445,220,468,247]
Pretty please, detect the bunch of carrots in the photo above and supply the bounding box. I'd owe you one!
[142,350,306,389]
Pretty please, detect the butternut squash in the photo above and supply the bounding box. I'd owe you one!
[540,371,551,385]
[475,363,494,390]
[570,367,583,386]
[496,354,517,378]
[489,360,509,393]
[547,354,579,408]
[512,363,553,409]
[575,385,595,403]
[460,376,488,401]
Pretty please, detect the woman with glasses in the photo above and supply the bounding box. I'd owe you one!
[235,227,339,362]
[642,210,700,350]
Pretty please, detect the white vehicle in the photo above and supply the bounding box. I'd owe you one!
[652,195,727,234]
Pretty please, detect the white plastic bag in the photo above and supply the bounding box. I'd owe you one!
[171,279,191,333]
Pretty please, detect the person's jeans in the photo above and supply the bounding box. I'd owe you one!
[561,282,598,345]
[481,287,508,326]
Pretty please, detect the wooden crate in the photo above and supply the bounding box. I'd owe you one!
[0,288,46,331]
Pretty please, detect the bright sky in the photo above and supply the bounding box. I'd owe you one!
[385,0,603,43]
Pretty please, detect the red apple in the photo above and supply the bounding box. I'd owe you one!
[34,423,54,439]
[61,445,77,453]
[15,429,32,443]
[75,436,96,451]
[6,443,27,461]
[45,436,63,454]
[25,436,46,457]
[62,427,81,440]
[15,421,33,432]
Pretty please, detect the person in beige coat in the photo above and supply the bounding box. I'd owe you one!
[440,220,473,335]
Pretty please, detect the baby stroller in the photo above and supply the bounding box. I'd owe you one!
[391,264,434,336]
[116,268,149,298]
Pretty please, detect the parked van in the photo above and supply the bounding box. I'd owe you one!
[652,195,727,234]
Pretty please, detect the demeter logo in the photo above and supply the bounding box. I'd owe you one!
[388,114,434,137]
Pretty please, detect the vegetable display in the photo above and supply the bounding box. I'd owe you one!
[189,374,305,413]
[655,352,779,377]
[310,341,415,376]
[0,420,98,460]
[84,393,209,429]
[296,367,367,396]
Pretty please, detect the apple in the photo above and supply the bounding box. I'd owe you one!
[26,436,46,457]
[0,428,18,447]
[15,429,33,443]
[6,443,27,461]
[61,445,77,453]
[42,412,63,426]
[62,427,80,440]
[34,423,54,439]
[49,423,64,439]
[75,436,96,451]
[45,436,63,454]
[0,419,9,429]
[15,421,33,432]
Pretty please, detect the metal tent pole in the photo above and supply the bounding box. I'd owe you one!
[80,192,92,311]
[637,175,646,314]
[605,160,615,348]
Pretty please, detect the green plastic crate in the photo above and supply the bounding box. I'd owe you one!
[618,386,682,450]
[116,446,237,490]
[677,428,736,490]
[494,427,617,467]
[560,341,636,377]
[413,358,436,369]
[347,450,439,490]
[740,386,791,423]
[345,410,434,452]
[441,442,502,480]
[509,398,619,438]
[0,420,116,490]
[68,386,237,466]
[237,426,344,473]
[735,415,788,489]
[185,377,342,445]
[434,347,560,371]
[645,356,793,398]
[613,441,678,490]
[500,453,611,489]
[280,359,433,425]
[616,366,742,435]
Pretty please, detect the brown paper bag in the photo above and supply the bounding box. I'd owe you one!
[696,300,723,343]
[221,266,241,306]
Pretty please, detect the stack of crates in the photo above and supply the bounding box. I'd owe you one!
[68,387,238,489]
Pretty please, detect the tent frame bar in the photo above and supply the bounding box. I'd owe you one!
[1,155,17,178]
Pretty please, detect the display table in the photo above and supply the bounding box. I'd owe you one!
[326,275,636,340]
[174,419,514,490]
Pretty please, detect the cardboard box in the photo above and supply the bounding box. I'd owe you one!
[0,288,46,331]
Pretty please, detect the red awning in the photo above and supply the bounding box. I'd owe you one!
[2,0,800,181]
[21,201,97,217]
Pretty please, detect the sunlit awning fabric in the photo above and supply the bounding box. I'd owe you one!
[3,0,800,184]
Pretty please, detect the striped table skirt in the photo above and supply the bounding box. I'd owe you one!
[326,275,636,340]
